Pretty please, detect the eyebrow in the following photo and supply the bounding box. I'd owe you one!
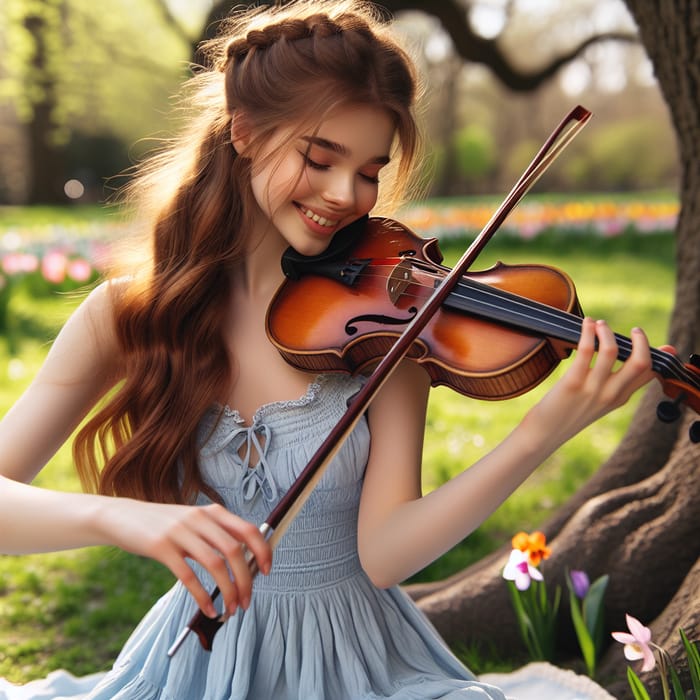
[301,136,391,165]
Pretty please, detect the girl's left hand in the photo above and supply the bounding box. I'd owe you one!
[524,317,657,447]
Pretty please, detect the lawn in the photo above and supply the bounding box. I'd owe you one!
[0,198,676,681]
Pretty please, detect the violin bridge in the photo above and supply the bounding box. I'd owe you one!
[387,258,415,305]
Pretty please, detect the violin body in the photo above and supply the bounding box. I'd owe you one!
[267,216,700,418]
[267,217,583,400]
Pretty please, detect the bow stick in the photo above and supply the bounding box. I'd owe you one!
[167,104,592,657]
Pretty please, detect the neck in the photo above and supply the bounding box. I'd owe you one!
[234,219,288,299]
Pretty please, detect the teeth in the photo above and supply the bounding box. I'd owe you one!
[303,208,337,227]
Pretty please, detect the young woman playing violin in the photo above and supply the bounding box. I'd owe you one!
[0,1,659,698]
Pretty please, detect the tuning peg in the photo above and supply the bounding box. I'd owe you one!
[690,421,700,443]
[656,393,685,423]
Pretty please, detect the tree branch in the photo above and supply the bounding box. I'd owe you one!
[150,0,197,46]
[378,0,640,91]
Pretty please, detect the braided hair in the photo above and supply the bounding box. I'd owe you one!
[74,0,422,505]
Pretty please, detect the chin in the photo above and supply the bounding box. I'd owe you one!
[291,239,331,257]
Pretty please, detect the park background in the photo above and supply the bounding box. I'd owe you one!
[0,1,696,698]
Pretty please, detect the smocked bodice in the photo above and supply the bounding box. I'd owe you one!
[195,373,369,593]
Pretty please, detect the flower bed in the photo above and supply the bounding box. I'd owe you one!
[0,221,117,333]
[0,196,679,335]
[399,198,679,239]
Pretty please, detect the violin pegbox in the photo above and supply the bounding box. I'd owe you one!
[655,352,700,442]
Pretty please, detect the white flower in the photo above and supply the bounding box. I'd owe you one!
[503,548,544,591]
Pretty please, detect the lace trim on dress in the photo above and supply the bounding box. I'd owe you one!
[218,374,328,425]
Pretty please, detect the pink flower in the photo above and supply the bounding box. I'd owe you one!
[41,251,67,284]
[2,252,39,275]
[503,549,544,591]
[67,258,92,282]
[611,614,656,672]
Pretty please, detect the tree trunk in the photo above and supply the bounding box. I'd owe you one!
[24,7,67,204]
[406,1,700,695]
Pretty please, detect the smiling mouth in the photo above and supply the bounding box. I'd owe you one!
[300,206,338,228]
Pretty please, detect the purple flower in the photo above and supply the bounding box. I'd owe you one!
[569,570,590,599]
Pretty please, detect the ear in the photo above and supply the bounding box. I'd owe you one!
[231,110,253,154]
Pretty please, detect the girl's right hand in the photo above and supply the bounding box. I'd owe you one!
[99,499,272,618]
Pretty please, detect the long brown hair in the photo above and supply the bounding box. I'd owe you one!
[73,0,422,505]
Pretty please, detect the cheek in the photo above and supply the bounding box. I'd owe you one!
[357,183,380,213]
[252,162,305,212]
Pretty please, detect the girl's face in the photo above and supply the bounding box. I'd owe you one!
[246,103,396,257]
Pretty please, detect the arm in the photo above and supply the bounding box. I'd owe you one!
[357,318,655,588]
[0,283,271,616]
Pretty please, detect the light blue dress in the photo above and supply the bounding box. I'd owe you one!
[0,374,507,699]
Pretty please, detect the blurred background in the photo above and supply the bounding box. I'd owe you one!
[0,0,679,206]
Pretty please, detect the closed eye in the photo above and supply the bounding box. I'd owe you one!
[298,151,329,171]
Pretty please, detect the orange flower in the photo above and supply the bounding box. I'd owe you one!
[511,530,551,567]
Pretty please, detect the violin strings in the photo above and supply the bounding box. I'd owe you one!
[352,262,699,391]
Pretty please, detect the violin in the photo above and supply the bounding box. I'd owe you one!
[168,105,699,657]
[267,214,700,424]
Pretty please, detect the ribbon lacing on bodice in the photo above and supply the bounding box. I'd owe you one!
[216,419,279,504]
[200,378,334,505]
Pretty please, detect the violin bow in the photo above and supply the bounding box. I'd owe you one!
[167,104,592,657]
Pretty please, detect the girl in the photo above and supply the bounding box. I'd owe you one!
[0,1,655,698]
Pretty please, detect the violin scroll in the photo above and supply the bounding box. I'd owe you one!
[656,353,700,442]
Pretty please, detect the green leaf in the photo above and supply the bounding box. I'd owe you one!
[507,582,541,660]
[680,628,700,698]
[627,667,651,700]
[583,574,609,648]
[568,588,596,677]
[668,663,685,700]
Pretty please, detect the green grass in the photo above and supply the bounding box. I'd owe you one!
[0,204,676,682]
[0,204,114,228]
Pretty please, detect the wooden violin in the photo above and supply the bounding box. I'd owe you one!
[267,214,700,425]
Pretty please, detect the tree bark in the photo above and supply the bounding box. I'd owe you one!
[24,8,66,204]
[406,1,700,694]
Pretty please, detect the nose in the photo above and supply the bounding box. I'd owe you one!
[321,170,355,209]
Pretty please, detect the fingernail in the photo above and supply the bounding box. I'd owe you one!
[241,595,251,610]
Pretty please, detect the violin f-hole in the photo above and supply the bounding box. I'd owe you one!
[345,309,418,336]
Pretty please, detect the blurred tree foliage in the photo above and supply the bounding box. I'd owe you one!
[563,117,679,190]
[452,123,497,193]
[0,0,681,203]
[0,0,190,202]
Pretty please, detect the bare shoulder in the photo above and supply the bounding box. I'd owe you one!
[42,278,126,386]
[79,277,122,328]
[366,360,431,429]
